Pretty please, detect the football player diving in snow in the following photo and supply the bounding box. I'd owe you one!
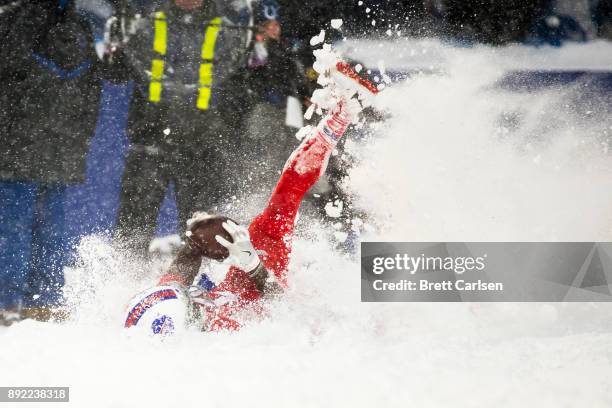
[124,63,377,335]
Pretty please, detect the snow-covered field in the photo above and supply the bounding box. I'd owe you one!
[2,41,612,407]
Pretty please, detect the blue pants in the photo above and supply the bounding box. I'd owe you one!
[0,182,66,309]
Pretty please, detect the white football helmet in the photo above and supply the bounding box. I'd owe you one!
[123,285,191,336]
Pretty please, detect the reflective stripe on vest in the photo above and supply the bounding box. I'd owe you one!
[149,11,167,103]
[147,13,222,111]
[197,17,222,110]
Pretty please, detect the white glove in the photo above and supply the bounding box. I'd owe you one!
[215,220,261,273]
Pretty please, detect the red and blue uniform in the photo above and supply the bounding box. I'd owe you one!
[158,108,350,330]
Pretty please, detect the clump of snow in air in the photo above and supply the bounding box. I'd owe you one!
[324,199,344,218]
[295,124,314,141]
[333,230,348,242]
[3,37,612,408]
[331,19,343,29]
[309,29,325,46]
[305,41,374,124]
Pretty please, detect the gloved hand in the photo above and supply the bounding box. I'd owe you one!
[215,220,261,273]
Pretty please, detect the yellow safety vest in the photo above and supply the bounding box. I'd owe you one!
[148,12,222,110]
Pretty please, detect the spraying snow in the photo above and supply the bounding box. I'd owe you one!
[348,49,612,241]
[2,41,612,407]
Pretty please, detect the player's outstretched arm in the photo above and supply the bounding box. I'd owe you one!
[158,245,202,286]
[256,98,357,230]
[246,98,360,287]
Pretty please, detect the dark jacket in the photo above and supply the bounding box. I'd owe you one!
[246,39,304,107]
[0,1,102,184]
[108,0,253,146]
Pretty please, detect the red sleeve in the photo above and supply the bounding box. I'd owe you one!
[249,131,336,286]
[212,131,335,302]
[213,107,351,307]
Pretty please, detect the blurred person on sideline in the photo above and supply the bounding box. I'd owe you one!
[0,0,102,324]
[105,0,259,256]
[527,0,596,46]
[241,1,308,199]
[550,0,599,38]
